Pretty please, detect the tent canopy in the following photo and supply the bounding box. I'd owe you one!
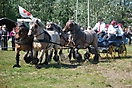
[0,18,16,32]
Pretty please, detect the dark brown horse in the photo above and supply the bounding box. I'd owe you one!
[13,22,33,68]
[63,20,99,63]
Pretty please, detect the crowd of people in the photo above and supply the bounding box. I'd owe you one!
[0,24,15,51]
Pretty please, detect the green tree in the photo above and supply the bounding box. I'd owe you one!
[1,0,131,27]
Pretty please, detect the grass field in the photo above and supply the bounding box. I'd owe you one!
[0,45,132,88]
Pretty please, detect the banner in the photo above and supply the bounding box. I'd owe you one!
[18,6,33,18]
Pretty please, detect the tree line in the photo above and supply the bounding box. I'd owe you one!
[0,0,132,28]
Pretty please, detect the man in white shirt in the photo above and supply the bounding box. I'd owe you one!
[92,18,106,38]
[108,20,117,36]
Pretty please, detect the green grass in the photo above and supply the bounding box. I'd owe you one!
[0,45,132,88]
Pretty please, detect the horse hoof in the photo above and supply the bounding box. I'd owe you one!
[36,65,42,69]
[93,54,99,63]
[76,53,83,63]
[53,56,59,62]
[57,60,60,65]
[92,60,99,64]
[24,56,32,64]
[47,55,51,62]
[43,62,48,65]
[84,53,90,60]
[13,64,21,68]
[32,58,39,65]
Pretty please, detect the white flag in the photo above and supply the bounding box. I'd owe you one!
[18,6,33,18]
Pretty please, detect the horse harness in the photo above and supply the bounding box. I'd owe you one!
[15,26,33,46]
[70,28,87,45]
[33,30,52,49]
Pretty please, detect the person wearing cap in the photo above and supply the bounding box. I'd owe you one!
[107,20,124,41]
[107,20,117,36]
[101,24,110,41]
[1,24,9,50]
[106,20,118,41]
[92,18,106,38]
[116,23,124,36]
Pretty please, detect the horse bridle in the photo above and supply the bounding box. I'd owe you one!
[15,26,32,45]
[30,21,52,43]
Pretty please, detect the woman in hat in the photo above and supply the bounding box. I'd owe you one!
[2,24,9,50]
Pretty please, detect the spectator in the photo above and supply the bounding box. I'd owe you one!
[87,26,92,30]
[124,26,132,45]
[81,26,85,31]
[10,28,16,51]
[2,25,9,50]
[0,26,3,49]
[92,18,106,38]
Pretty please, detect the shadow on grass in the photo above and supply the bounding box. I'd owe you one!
[115,55,132,59]
[37,62,81,69]
[99,55,132,63]
[36,55,132,69]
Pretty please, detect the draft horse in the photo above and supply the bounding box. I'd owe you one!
[63,20,99,63]
[46,21,71,61]
[13,22,33,68]
[28,18,60,66]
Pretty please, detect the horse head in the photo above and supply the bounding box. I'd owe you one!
[46,21,62,34]
[63,20,77,33]
[28,18,44,37]
[46,21,54,30]
[14,22,29,41]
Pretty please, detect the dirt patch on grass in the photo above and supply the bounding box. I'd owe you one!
[97,59,132,88]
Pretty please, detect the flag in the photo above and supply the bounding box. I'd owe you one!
[18,6,33,18]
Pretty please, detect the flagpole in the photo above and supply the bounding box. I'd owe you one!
[76,0,78,23]
[87,0,90,26]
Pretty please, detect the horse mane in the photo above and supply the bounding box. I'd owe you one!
[31,18,45,28]
[68,20,80,30]
[46,21,62,33]
[71,21,81,31]
[54,23,62,31]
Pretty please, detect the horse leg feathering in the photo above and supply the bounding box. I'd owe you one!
[13,51,20,68]
[24,51,32,64]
